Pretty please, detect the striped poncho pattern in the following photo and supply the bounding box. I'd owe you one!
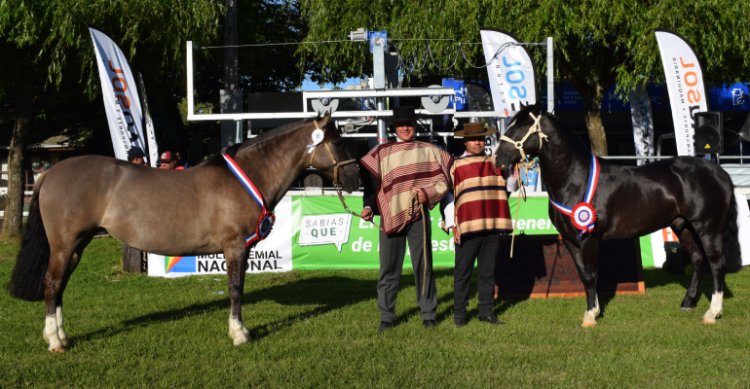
[451,155,513,238]
[361,141,453,235]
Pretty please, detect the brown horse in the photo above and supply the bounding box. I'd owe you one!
[8,114,359,352]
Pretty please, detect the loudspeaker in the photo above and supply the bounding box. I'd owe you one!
[693,111,723,154]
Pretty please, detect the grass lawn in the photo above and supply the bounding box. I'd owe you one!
[1,236,749,387]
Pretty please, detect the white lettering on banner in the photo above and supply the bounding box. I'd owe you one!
[431,239,455,252]
[298,214,352,251]
[351,236,373,252]
[513,218,552,231]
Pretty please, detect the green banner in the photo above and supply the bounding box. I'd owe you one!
[508,194,558,235]
[291,194,563,270]
[292,195,455,269]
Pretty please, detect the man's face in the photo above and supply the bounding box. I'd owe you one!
[130,156,145,166]
[463,137,486,156]
[395,122,416,142]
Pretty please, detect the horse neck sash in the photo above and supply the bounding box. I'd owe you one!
[549,154,600,238]
[222,153,275,246]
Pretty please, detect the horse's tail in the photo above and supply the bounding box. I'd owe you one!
[7,172,50,301]
[723,193,743,273]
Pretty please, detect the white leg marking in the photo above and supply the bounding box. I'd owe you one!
[44,314,64,352]
[702,292,723,324]
[582,308,598,327]
[56,306,69,347]
[228,315,249,345]
[581,293,600,328]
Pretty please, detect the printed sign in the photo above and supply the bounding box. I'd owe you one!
[298,214,352,251]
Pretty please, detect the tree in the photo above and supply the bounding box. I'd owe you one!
[0,0,223,240]
[298,0,750,155]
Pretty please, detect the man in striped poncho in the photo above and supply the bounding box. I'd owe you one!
[360,106,453,332]
[444,122,513,327]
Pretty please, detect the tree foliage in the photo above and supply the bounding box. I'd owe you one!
[299,0,750,155]
[0,0,223,239]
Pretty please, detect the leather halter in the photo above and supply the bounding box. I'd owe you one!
[306,121,359,216]
[499,112,548,167]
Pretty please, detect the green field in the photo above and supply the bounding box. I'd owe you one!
[1,237,749,387]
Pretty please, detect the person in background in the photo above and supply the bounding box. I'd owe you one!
[158,150,178,170]
[360,106,453,332]
[127,146,147,166]
[122,146,147,272]
[444,122,513,327]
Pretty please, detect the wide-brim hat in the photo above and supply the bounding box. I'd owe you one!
[454,122,495,138]
[390,106,417,126]
[127,146,145,161]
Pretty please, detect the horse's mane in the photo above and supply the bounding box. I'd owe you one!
[195,117,324,168]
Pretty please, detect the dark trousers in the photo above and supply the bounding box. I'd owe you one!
[377,211,437,323]
[454,233,500,320]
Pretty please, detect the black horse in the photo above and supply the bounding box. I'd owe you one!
[495,105,741,327]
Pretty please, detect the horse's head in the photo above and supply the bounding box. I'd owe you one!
[307,113,360,192]
[494,104,548,177]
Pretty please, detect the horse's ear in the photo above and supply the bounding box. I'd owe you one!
[318,111,332,127]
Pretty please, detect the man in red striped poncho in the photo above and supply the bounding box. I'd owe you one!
[443,122,513,327]
[360,106,453,332]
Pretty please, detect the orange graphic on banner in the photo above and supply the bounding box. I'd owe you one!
[661,228,678,242]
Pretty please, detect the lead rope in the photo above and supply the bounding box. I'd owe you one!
[509,164,526,259]
[420,203,428,298]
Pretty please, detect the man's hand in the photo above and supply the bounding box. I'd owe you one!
[414,189,427,205]
[361,207,373,222]
[452,226,461,245]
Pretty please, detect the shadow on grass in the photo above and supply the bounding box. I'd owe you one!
[72,261,741,346]
[71,275,374,345]
[74,267,461,344]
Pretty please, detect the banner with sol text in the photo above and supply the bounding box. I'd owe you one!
[480,29,536,117]
[89,28,148,161]
[655,30,708,156]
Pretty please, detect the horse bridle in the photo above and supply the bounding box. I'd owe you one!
[499,112,548,168]
[306,123,359,216]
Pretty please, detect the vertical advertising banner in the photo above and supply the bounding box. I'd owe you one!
[480,29,536,117]
[629,85,655,165]
[655,30,708,156]
[89,28,148,160]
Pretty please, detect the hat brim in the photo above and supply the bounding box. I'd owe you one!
[454,128,497,138]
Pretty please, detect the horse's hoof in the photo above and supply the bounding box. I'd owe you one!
[232,336,249,346]
[49,346,65,353]
[581,321,597,328]
[701,317,717,325]
[680,306,695,312]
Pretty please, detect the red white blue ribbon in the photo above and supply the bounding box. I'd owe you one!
[549,154,600,237]
[222,153,275,246]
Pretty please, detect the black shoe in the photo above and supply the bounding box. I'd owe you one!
[423,319,436,328]
[477,314,504,325]
[454,318,467,327]
[378,321,393,332]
